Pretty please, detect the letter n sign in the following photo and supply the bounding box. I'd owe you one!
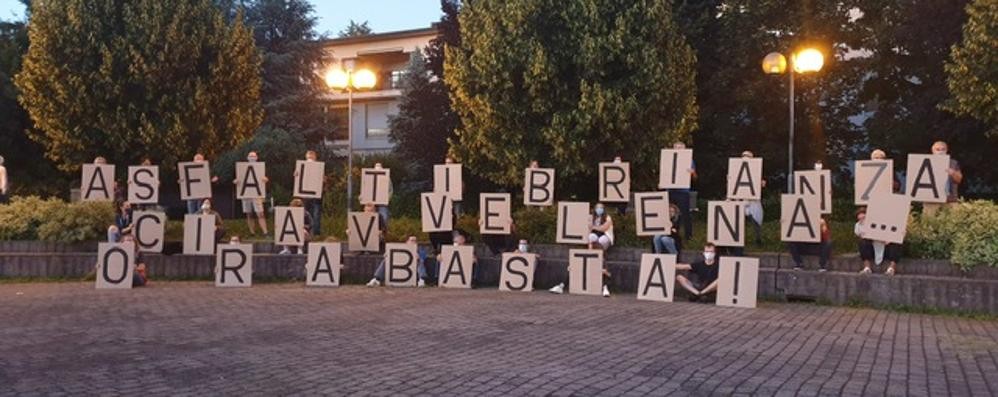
[96,242,135,289]
[637,254,676,302]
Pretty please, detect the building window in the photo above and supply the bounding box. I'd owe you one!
[366,102,391,137]
[389,70,407,89]
[328,106,348,140]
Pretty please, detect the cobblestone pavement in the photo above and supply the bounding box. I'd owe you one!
[1,282,997,396]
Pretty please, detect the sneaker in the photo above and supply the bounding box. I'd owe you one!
[819,268,828,272]
[859,267,872,274]
[793,265,803,271]
[278,247,291,255]
[548,283,564,294]
[366,278,380,287]
[417,279,426,288]
[602,285,610,298]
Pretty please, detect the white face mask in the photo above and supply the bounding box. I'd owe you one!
[814,163,823,170]
[518,244,528,253]
[201,204,211,212]
[703,252,715,262]
[247,156,258,162]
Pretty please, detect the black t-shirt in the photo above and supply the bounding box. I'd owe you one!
[689,260,718,285]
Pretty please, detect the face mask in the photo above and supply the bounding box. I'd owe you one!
[202,204,211,211]
[595,208,605,216]
[814,163,823,170]
[703,252,715,262]
[248,156,258,162]
[518,244,528,253]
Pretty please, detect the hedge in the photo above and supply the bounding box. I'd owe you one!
[0,196,115,243]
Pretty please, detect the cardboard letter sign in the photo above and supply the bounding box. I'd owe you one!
[215,243,253,287]
[523,168,555,206]
[659,149,694,189]
[96,242,134,289]
[439,245,474,289]
[235,162,266,199]
[854,160,893,205]
[633,192,670,237]
[906,154,949,203]
[132,211,165,253]
[795,169,832,214]
[556,202,590,244]
[305,243,342,287]
[127,166,159,204]
[359,168,391,205]
[637,254,677,303]
[568,249,604,296]
[293,160,325,199]
[421,192,453,232]
[499,253,537,292]
[707,201,744,247]
[780,194,821,243]
[864,193,912,244]
[598,162,630,202]
[81,164,115,201]
[177,161,212,200]
[433,164,463,201]
[183,214,217,255]
[716,257,759,309]
[347,212,380,252]
[726,158,763,200]
[385,243,418,287]
[479,193,512,235]
[274,206,305,247]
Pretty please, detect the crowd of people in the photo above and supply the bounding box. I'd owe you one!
[1,140,963,295]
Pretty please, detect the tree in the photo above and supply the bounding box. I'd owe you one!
[244,0,327,144]
[15,0,262,172]
[445,0,698,191]
[338,20,372,38]
[944,0,997,137]
[389,0,462,178]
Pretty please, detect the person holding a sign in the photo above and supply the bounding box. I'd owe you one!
[184,153,219,214]
[652,204,683,255]
[372,162,393,224]
[855,207,902,276]
[788,216,832,271]
[665,142,697,239]
[588,203,615,250]
[237,151,269,237]
[278,198,312,255]
[740,151,765,246]
[928,141,963,213]
[346,202,387,253]
[199,199,226,243]
[302,150,323,236]
[0,155,9,204]
[107,201,134,242]
[366,235,429,287]
[119,235,149,287]
[675,243,719,302]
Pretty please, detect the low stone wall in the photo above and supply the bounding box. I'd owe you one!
[2,249,996,314]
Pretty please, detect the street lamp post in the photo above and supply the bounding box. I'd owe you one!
[763,48,824,193]
[325,67,377,212]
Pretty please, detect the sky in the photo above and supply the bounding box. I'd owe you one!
[0,0,443,36]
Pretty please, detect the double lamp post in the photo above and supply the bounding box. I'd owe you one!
[762,48,824,193]
[325,67,377,212]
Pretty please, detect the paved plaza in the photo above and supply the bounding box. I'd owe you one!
[1,282,997,396]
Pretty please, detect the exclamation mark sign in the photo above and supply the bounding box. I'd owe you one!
[732,261,741,305]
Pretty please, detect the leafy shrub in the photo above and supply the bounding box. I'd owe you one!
[907,200,998,269]
[0,196,114,242]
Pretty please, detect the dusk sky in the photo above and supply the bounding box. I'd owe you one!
[0,0,443,36]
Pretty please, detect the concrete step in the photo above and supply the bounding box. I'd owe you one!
[2,252,996,314]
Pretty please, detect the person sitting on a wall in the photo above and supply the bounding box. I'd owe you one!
[788,216,832,271]
[107,200,133,243]
[855,207,902,276]
[120,234,148,287]
[345,202,386,254]
[199,199,226,243]
[675,243,719,302]
[652,204,683,254]
[366,235,429,288]
[588,203,615,251]
[279,198,312,255]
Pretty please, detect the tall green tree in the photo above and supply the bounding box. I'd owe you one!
[15,0,263,172]
[944,0,997,137]
[338,20,372,37]
[446,0,698,191]
[389,0,462,178]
